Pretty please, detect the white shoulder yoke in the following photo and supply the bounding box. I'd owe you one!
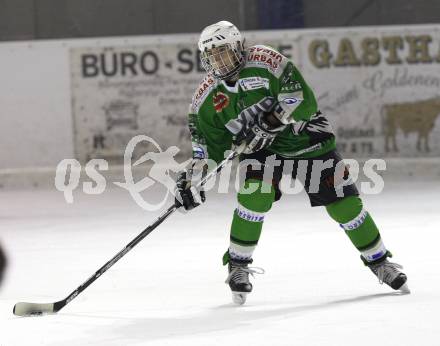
[244,45,289,78]
[189,74,218,114]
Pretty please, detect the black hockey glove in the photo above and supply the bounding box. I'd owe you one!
[232,112,286,154]
[174,159,207,211]
[225,97,286,154]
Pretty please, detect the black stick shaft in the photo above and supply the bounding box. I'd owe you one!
[55,203,178,311]
[53,151,238,312]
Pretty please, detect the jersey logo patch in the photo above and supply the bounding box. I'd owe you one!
[195,76,215,101]
[213,92,230,113]
[191,75,216,113]
[282,97,300,105]
[239,77,269,91]
[247,53,279,70]
[247,46,283,71]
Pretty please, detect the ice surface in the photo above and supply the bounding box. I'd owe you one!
[1,182,439,345]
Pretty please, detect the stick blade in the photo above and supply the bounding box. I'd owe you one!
[13,302,56,317]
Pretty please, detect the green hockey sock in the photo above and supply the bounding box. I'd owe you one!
[225,179,275,264]
[326,196,388,262]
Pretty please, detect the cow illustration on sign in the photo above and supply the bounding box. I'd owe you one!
[382,96,440,152]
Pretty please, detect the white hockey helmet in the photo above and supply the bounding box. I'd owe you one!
[198,21,245,80]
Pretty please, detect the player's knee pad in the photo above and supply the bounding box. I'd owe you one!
[237,178,275,213]
[325,195,363,224]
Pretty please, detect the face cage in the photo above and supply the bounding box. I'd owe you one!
[200,44,244,80]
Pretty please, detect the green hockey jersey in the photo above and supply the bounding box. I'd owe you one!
[188,45,336,163]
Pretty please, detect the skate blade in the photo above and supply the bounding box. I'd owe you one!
[232,292,248,305]
[398,283,411,294]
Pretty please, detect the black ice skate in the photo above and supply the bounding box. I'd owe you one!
[225,257,264,305]
[363,254,410,293]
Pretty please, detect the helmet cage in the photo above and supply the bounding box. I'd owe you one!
[200,43,244,80]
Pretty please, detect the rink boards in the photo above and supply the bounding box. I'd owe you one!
[0,24,439,172]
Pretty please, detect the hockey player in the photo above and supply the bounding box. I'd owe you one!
[0,243,6,287]
[175,21,409,304]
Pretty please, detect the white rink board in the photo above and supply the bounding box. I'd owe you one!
[0,24,439,172]
[70,25,440,163]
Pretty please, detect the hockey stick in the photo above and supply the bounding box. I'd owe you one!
[13,149,239,317]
